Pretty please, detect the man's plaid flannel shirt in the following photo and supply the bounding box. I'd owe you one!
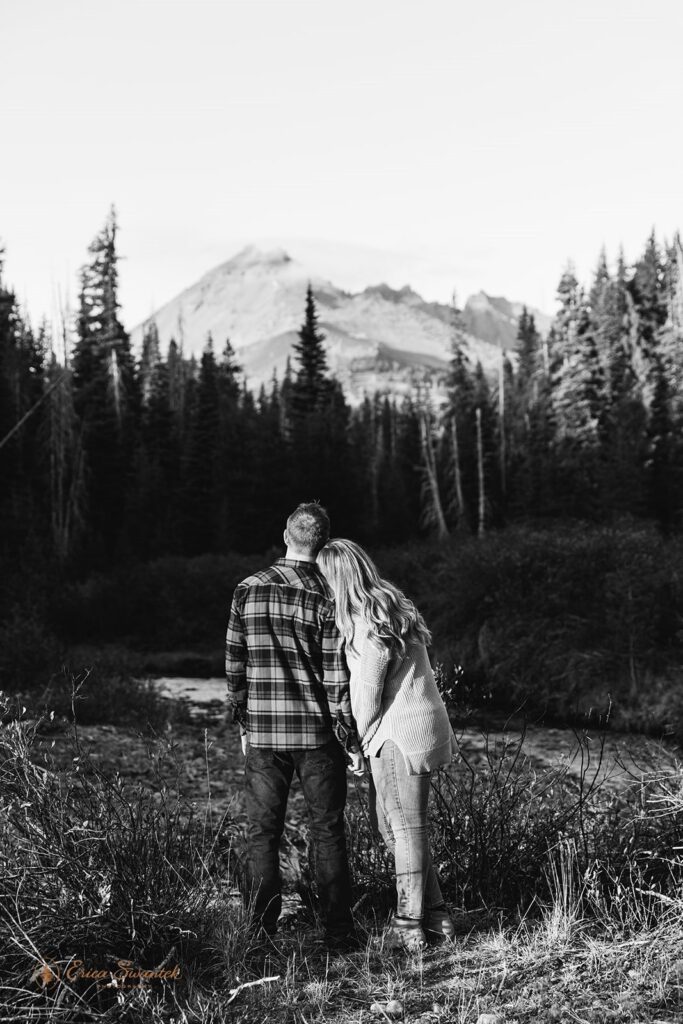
[225,558,361,752]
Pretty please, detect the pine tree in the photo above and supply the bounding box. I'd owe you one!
[215,339,249,550]
[288,286,351,523]
[445,298,475,530]
[42,300,86,566]
[516,306,541,396]
[0,248,49,561]
[139,320,162,404]
[647,355,676,530]
[289,284,332,418]
[629,230,668,365]
[592,251,648,517]
[71,207,139,557]
[182,336,220,554]
[133,333,182,555]
[349,395,381,541]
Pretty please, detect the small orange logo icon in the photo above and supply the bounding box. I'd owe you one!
[31,962,60,987]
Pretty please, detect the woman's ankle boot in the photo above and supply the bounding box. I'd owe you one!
[383,914,428,952]
[423,904,456,944]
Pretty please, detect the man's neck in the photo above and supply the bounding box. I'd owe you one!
[284,547,317,563]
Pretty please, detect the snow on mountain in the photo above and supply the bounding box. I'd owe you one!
[131,245,550,404]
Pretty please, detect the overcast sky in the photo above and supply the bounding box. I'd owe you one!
[2,0,682,330]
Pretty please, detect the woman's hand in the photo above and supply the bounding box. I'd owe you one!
[347,750,366,776]
[240,730,250,757]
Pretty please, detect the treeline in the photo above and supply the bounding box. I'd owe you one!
[2,208,683,589]
[0,209,424,580]
[439,236,683,535]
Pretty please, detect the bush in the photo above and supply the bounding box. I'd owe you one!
[0,695,245,1019]
[378,524,683,731]
[1,658,194,732]
[53,667,195,730]
[346,724,683,925]
[0,604,64,691]
[12,522,683,734]
[51,552,260,651]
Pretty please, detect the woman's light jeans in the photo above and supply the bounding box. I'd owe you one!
[368,738,445,919]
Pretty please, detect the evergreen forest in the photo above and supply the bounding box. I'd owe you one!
[3,208,683,582]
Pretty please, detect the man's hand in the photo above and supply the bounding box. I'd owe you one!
[241,730,250,757]
[347,750,365,776]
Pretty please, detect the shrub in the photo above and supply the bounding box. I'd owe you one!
[0,604,64,691]
[378,524,683,730]
[346,724,683,926]
[0,694,244,1019]
[51,552,260,651]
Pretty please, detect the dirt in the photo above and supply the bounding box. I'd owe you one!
[33,676,680,826]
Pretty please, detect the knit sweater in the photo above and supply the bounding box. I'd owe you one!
[344,617,458,775]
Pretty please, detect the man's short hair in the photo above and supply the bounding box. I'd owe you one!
[286,502,330,554]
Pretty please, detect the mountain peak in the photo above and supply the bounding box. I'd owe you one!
[363,282,422,304]
[225,245,293,271]
[131,242,550,403]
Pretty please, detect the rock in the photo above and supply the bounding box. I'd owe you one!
[370,1000,403,1019]
[669,959,683,981]
[476,1015,503,1024]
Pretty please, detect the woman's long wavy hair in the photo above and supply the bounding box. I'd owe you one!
[317,538,432,656]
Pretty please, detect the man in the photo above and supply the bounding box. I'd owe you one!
[225,501,364,951]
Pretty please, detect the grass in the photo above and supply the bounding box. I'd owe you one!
[2,683,683,1023]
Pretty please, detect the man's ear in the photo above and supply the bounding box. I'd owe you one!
[283,529,289,547]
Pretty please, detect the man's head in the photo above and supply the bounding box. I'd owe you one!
[284,502,330,559]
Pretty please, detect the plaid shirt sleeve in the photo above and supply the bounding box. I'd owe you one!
[321,608,361,754]
[225,586,247,728]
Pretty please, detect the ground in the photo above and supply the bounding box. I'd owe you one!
[21,679,683,1023]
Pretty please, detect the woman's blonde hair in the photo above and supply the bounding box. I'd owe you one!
[317,538,431,655]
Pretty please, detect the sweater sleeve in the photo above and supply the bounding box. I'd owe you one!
[355,632,391,750]
[321,608,361,753]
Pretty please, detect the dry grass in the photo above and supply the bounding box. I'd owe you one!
[1,685,683,1024]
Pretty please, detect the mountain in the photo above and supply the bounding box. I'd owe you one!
[463,292,553,350]
[131,245,550,404]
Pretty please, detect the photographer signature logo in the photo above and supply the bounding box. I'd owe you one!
[30,957,181,990]
[30,962,60,988]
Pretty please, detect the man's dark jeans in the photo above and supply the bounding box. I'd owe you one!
[243,737,354,939]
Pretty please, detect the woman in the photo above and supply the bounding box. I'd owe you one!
[317,538,458,952]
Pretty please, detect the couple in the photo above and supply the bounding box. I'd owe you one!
[225,502,458,953]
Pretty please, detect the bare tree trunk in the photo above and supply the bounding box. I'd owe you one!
[48,364,85,563]
[450,414,467,530]
[419,407,449,540]
[498,349,506,499]
[674,233,683,331]
[368,401,381,536]
[47,305,86,564]
[476,406,485,538]
[0,375,65,452]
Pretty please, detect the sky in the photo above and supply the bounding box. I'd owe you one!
[2,0,682,331]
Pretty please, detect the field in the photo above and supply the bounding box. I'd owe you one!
[2,525,683,1022]
[1,672,683,1024]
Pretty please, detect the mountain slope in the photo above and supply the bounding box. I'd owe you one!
[131,246,549,403]
[463,291,553,350]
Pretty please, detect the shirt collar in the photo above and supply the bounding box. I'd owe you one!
[275,556,321,570]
